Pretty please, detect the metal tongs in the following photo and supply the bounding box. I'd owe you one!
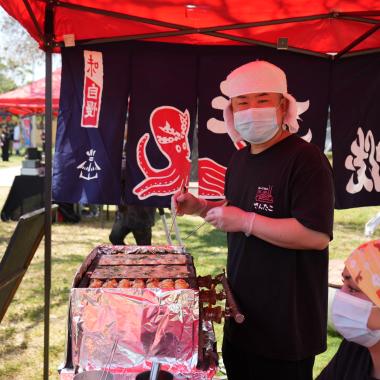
[169,180,188,244]
[99,337,119,380]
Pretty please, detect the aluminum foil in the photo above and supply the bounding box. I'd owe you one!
[70,288,216,377]
[98,245,187,255]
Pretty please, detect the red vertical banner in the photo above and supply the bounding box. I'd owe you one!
[81,50,103,128]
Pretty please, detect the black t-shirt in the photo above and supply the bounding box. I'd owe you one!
[316,339,378,380]
[224,134,334,361]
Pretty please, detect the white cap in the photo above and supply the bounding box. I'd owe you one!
[221,60,300,143]
[221,61,288,97]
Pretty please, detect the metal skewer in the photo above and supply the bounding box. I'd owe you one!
[183,200,228,241]
[169,179,187,236]
[183,220,208,241]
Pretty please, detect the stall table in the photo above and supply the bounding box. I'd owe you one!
[1,175,44,221]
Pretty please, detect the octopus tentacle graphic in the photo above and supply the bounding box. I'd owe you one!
[198,157,227,198]
[136,133,175,178]
[136,172,182,200]
[133,106,191,200]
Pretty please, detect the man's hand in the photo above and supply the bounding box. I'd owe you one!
[171,192,207,216]
[205,206,255,235]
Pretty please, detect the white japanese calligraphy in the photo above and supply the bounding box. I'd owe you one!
[87,83,99,99]
[81,50,103,128]
[345,127,380,193]
[84,101,98,118]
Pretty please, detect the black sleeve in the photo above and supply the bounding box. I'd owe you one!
[290,144,334,239]
[316,355,338,380]
[224,150,235,200]
[316,340,372,380]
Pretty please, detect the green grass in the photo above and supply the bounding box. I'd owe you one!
[0,154,23,169]
[1,183,380,379]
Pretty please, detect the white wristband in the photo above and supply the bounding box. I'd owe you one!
[244,212,256,237]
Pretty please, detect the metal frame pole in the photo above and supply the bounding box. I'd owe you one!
[43,48,52,380]
[43,2,54,378]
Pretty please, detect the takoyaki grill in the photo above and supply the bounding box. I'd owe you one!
[59,245,218,380]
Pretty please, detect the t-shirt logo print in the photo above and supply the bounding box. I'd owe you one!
[253,186,274,212]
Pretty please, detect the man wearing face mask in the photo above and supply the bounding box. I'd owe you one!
[172,60,334,379]
[317,240,380,380]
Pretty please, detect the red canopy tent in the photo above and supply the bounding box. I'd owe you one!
[0,68,61,115]
[1,2,380,379]
[1,1,380,57]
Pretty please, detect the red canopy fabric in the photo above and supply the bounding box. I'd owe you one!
[1,1,380,57]
[0,68,61,115]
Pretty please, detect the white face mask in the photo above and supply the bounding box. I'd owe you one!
[233,107,280,144]
[332,290,380,347]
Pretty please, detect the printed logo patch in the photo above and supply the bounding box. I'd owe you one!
[77,149,101,180]
[253,186,274,212]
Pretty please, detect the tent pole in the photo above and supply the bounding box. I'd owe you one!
[43,49,53,380]
[43,2,54,378]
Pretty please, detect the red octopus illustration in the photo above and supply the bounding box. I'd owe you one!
[133,106,191,199]
[198,157,226,198]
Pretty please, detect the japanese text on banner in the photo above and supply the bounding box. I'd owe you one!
[81,50,103,128]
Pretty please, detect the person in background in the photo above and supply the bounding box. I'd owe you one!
[317,240,380,380]
[109,204,156,245]
[13,122,21,155]
[172,60,334,380]
[81,203,100,218]
[0,126,10,161]
[109,125,156,246]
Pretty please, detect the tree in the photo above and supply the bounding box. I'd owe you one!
[0,58,17,93]
[0,7,44,85]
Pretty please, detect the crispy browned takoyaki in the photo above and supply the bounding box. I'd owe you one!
[174,279,190,289]
[89,279,103,288]
[118,279,132,288]
[132,278,146,288]
[102,278,118,288]
[159,279,175,290]
[146,278,160,288]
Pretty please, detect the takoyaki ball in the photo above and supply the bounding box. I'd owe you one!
[118,279,132,288]
[159,279,175,290]
[102,278,118,288]
[175,279,190,289]
[146,278,160,288]
[132,278,146,288]
[89,279,103,288]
